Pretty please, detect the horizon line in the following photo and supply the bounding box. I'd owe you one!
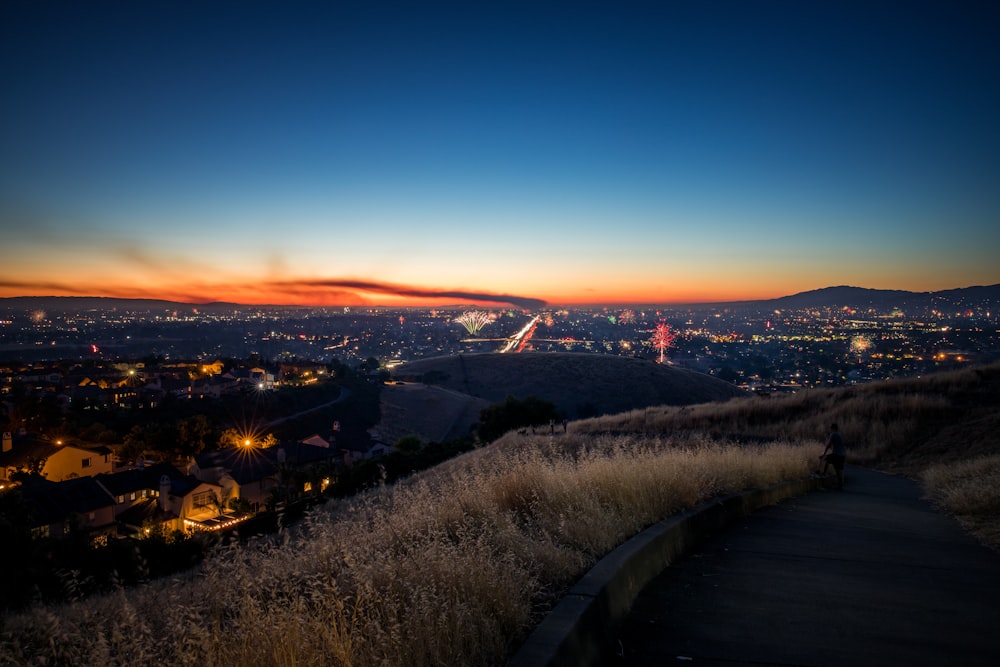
[2,282,998,312]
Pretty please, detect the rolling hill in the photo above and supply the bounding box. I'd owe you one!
[389,352,745,425]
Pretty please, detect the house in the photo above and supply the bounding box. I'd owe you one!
[157,473,230,533]
[68,382,111,410]
[190,442,342,508]
[10,454,240,540]
[249,367,277,390]
[265,442,341,495]
[95,468,235,535]
[279,361,328,384]
[340,438,392,467]
[18,475,117,544]
[190,375,240,399]
[300,434,330,448]
[191,447,279,513]
[94,462,186,536]
[0,433,114,483]
[143,375,191,401]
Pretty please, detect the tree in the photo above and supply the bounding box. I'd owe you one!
[176,415,213,457]
[478,395,560,443]
[121,422,178,463]
[218,428,277,449]
[394,435,422,454]
[9,457,46,482]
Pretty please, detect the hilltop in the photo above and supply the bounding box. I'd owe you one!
[3,363,997,666]
[376,382,492,445]
[390,352,745,424]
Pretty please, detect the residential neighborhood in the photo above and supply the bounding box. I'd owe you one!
[0,356,390,553]
[2,429,384,544]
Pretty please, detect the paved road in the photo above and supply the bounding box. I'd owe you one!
[615,467,1000,666]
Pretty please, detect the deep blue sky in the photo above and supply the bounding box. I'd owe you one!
[2,1,998,306]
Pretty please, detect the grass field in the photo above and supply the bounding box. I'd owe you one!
[2,362,996,666]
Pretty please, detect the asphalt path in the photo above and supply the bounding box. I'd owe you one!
[614,467,1000,666]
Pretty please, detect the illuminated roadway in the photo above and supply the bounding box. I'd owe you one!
[459,313,591,353]
[498,314,540,353]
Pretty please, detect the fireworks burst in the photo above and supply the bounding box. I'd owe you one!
[454,310,491,335]
[650,322,676,364]
[619,309,636,325]
[850,335,872,354]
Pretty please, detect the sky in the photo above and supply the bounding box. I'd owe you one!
[2,1,999,309]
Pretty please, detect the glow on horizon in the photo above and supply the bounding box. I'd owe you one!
[1,3,998,306]
[0,267,993,309]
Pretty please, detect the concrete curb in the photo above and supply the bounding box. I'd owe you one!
[507,476,826,667]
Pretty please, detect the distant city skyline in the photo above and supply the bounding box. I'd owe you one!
[2,1,998,307]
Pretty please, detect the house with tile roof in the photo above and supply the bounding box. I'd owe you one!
[94,462,186,536]
[190,441,342,511]
[157,473,233,533]
[18,475,116,543]
[1,433,114,483]
[191,446,280,513]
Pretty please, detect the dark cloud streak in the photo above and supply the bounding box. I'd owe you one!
[276,279,547,310]
[0,277,547,310]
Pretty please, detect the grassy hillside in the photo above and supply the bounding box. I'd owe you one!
[574,362,1000,544]
[3,363,997,666]
[572,362,1000,473]
[377,382,490,444]
[393,352,745,419]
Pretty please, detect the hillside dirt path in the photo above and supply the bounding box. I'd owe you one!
[616,467,1000,666]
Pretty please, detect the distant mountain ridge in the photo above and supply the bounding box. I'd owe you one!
[759,284,1000,311]
[0,284,997,311]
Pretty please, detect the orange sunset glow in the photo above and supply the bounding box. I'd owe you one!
[2,2,998,308]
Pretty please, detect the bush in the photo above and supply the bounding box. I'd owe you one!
[478,395,560,442]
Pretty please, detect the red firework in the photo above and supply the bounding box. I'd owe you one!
[650,322,676,363]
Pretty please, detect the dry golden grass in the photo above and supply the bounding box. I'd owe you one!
[3,362,996,666]
[576,362,1000,547]
[1,434,813,666]
[921,455,1000,547]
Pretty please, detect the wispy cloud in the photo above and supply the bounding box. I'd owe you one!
[0,277,546,310]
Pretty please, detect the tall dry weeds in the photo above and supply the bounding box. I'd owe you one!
[573,381,959,467]
[4,363,996,665]
[922,455,1000,547]
[1,434,813,666]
